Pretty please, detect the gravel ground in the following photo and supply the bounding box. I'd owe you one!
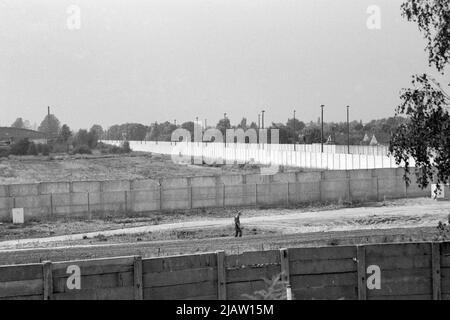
[0,153,267,184]
[0,226,443,265]
[0,198,448,252]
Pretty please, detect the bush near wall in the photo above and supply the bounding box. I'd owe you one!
[97,142,131,154]
[71,145,92,155]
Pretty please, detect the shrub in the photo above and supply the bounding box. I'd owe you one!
[73,129,98,149]
[51,143,70,153]
[26,143,38,156]
[0,148,9,158]
[122,141,131,153]
[241,273,290,300]
[36,144,51,156]
[109,145,124,154]
[10,138,31,155]
[41,144,51,156]
[72,145,92,155]
[97,141,131,154]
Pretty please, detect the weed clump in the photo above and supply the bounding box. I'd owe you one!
[241,273,291,300]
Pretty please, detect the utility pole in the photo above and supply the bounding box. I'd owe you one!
[320,105,324,153]
[257,113,261,144]
[261,110,265,129]
[347,106,350,154]
[204,118,207,129]
[47,106,51,139]
[293,109,296,143]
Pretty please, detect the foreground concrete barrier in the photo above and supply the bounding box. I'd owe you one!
[0,168,430,222]
[0,241,446,300]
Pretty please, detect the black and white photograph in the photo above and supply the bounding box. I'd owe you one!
[0,0,449,307]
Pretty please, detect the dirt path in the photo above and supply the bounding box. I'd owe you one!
[0,153,263,184]
[1,198,448,250]
[0,226,441,265]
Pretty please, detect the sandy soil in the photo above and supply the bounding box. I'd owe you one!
[0,153,266,184]
[0,200,373,241]
[0,227,443,265]
[1,198,448,251]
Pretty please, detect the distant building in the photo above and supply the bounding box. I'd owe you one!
[369,134,378,146]
[362,133,370,144]
[0,127,48,145]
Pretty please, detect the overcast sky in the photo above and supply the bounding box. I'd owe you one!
[0,0,439,130]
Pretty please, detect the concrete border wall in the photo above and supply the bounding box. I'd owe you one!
[0,241,446,300]
[0,168,429,222]
[102,140,413,170]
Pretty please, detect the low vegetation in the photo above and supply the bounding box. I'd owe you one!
[0,127,131,158]
[0,139,51,157]
[241,274,290,300]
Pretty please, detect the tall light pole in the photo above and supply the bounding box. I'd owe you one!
[257,113,261,144]
[293,109,296,144]
[261,110,265,129]
[47,106,51,138]
[320,105,324,153]
[347,106,350,154]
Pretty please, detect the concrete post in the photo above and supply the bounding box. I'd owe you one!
[347,172,352,202]
[49,193,53,218]
[124,190,128,216]
[159,178,163,211]
[159,185,163,211]
[255,184,258,208]
[286,183,290,207]
[223,184,226,208]
[87,192,91,220]
[187,177,193,210]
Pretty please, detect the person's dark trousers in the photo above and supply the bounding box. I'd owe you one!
[235,226,242,237]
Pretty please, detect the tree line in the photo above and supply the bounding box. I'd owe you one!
[7,114,130,156]
[11,113,408,146]
[100,116,406,146]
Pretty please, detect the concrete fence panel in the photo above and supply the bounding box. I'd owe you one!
[131,179,160,190]
[1,241,444,300]
[161,187,190,210]
[102,180,131,192]
[72,181,101,193]
[9,184,39,197]
[377,177,407,200]
[224,184,256,207]
[0,167,430,222]
[39,182,71,195]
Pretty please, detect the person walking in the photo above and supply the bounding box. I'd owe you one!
[234,211,242,237]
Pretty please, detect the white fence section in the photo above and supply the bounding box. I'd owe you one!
[103,141,412,171]
[275,143,389,155]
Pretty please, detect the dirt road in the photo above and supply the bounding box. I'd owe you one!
[1,198,448,250]
[0,226,441,265]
